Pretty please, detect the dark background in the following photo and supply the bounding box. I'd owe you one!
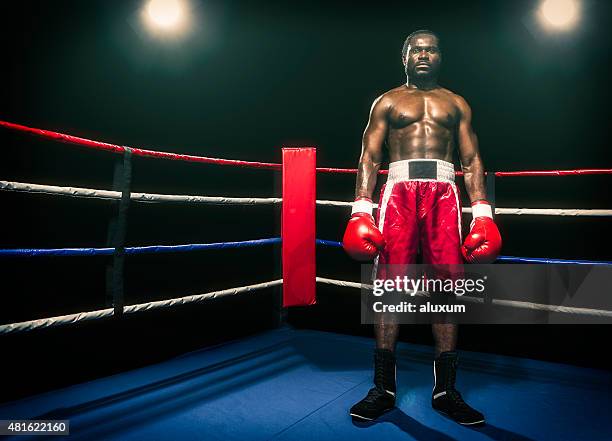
[1,0,610,402]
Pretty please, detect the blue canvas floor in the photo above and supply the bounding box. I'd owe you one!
[1,327,610,440]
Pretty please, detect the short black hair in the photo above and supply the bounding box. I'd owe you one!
[402,30,440,59]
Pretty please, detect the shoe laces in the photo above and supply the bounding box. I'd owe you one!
[374,360,385,384]
[445,389,471,411]
[374,352,393,388]
[437,359,457,391]
[363,387,388,406]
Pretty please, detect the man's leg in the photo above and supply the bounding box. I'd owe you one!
[350,182,417,421]
[421,181,485,425]
[375,322,400,353]
[431,348,484,425]
[432,323,458,357]
[373,318,400,395]
[350,311,401,421]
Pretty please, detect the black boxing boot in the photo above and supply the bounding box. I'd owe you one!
[432,351,485,425]
[350,349,396,421]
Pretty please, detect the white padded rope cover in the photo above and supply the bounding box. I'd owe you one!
[315,277,612,318]
[0,279,282,335]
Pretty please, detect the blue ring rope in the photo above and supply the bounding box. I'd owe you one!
[496,255,612,265]
[1,238,610,265]
[0,238,281,257]
[315,239,612,266]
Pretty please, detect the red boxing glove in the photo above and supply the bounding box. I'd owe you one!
[461,200,502,264]
[343,198,385,261]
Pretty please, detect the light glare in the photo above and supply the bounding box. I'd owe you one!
[143,0,190,35]
[538,0,580,30]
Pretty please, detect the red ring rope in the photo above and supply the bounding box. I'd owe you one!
[0,120,281,170]
[2,120,611,176]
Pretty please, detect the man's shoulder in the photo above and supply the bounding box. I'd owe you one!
[440,87,470,110]
[382,85,409,99]
[373,85,408,107]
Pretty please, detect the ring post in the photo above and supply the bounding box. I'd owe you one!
[282,148,316,307]
[105,148,132,317]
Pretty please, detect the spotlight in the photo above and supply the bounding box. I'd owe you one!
[538,0,580,30]
[142,0,190,35]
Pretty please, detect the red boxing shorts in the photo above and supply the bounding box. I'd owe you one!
[374,159,462,280]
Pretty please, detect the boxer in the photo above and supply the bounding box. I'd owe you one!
[343,30,501,425]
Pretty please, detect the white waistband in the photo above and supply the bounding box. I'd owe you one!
[387,159,455,183]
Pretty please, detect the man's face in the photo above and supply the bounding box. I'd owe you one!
[403,34,441,79]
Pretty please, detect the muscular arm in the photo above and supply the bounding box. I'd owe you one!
[456,96,486,203]
[355,96,389,199]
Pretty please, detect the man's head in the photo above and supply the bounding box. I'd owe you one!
[401,30,441,81]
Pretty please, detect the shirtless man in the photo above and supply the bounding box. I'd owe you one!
[343,30,501,425]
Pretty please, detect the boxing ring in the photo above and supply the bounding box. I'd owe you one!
[1,120,611,440]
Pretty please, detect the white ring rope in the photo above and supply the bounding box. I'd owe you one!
[468,207,612,217]
[3,275,610,334]
[2,181,610,216]
[0,279,282,335]
[316,277,612,318]
[316,277,371,290]
[316,200,364,208]
[0,181,281,205]
[316,200,612,216]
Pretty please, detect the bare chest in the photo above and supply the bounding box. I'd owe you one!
[389,94,459,130]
